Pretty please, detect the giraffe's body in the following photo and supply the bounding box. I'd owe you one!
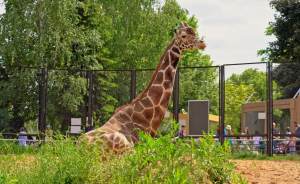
[84,23,206,152]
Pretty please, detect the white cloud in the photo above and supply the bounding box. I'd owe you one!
[0,0,4,15]
[177,0,276,74]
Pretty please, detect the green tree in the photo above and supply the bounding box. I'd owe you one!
[179,51,218,114]
[226,69,282,132]
[0,0,106,131]
[0,0,213,132]
[259,0,300,98]
[228,68,281,101]
[225,83,256,132]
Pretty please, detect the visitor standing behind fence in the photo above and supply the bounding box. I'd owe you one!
[18,127,27,146]
[295,124,300,154]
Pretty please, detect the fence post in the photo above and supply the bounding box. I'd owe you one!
[266,62,273,156]
[130,69,136,101]
[173,69,180,122]
[219,65,225,144]
[87,71,93,128]
[38,68,47,135]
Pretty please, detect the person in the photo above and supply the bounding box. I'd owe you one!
[295,123,300,154]
[18,127,28,147]
[85,125,94,133]
[253,131,262,152]
[178,125,185,138]
[240,130,250,151]
[272,122,280,150]
[225,125,233,145]
[285,127,294,154]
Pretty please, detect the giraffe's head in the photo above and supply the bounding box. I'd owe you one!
[175,22,206,51]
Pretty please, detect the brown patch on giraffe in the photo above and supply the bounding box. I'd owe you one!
[133,101,144,112]
[140,97,153,108]
[170,51,179,68]
[143,108,154,120]
[152,106,164,130]
[125,106,133,116]
[115,112,130,123]
[148,86,163,105]
[163,80,172,89]
[124,122,135,132]
[161,58,170,70]
[132,112,149,128]
[160,91,171,106]
[165,67,174,82]
[172,47,180,55]
[153,72,164,84]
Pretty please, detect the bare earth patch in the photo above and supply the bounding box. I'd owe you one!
[232,160,300,184]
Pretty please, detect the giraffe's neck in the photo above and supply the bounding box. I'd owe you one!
[139,38,181,99]
[131,38,182,134]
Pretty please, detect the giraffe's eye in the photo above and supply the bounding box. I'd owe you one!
[186,28,194,35]
[182,35,187,38]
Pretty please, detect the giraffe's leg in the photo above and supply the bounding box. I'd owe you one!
[102,132,134,153]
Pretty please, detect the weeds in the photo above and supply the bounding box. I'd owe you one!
[0,133,245,184]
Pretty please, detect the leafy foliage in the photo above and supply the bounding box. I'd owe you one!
[0,0,214,132]
[226,69,282,132]
[0,133,245,184]
[225,83,255,132]
[259,0,300,98]
[179,51,219,114]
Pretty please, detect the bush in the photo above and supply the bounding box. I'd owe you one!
[0,133,245,184]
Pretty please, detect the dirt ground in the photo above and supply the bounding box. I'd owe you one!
[233,160,300,184]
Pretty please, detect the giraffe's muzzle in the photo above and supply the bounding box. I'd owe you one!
[197,39,206,50]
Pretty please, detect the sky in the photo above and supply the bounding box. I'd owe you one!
[176,0,276,75]
[0,0,275,75]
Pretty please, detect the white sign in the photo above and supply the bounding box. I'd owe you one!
[70,118,82,134]
[70,126,81,134]
[71,118,81,126]
[258,112,266,120]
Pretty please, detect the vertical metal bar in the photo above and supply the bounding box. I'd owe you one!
[173,69,180,122]
[266,62,273,156]
[38,68,47,135]
[130,69,136,101]
[87,71,93,128]
[219,65,225,144]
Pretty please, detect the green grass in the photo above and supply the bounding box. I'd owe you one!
[0,134,246,184]
[231,151,300,161]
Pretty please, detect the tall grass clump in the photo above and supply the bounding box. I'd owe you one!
[0,132,245,184]
[0,135,104,184]
[104,132,244,184]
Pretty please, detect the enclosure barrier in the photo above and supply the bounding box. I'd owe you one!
[1,62,300,156]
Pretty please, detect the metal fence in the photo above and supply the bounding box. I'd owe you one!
[1,62,300,156]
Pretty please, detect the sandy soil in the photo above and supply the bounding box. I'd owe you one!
[233,160,300,184]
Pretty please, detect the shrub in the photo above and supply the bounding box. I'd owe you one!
[0,133,245,184]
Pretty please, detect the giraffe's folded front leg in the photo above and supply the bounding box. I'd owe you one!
[101,132,134,153]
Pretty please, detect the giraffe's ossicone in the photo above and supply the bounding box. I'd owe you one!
[83,22,206,153]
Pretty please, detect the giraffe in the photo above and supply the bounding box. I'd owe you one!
[83,22,206,152]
